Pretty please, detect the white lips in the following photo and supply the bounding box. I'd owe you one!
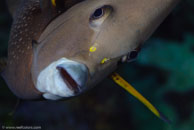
[36,58,88,100]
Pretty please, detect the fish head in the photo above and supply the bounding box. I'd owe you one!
[32,0,177,100]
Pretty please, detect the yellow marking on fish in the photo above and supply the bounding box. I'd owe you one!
[51,0,56,7]
[111,73,161,119]
[89,46,97,52]
[101,58,109,64]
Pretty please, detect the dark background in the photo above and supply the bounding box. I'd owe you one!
[0,0,194,130]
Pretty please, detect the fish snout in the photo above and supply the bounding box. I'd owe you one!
[36,58,88,100]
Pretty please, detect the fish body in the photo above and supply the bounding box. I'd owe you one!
[2,0,180,100]
[3,0,83,99]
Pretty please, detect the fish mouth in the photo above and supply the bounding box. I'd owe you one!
[36,58,88,100]
[56,66,80,94]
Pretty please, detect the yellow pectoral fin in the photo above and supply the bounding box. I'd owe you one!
[111,72,171,123]
[51,0,56,7]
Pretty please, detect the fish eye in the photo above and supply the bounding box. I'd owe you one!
[89,5,113,28]
[127,51,138,61]
[91,8,104,20]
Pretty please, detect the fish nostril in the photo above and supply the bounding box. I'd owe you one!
[56,66,80,94]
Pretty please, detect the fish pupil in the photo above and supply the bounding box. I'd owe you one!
[128,51,138,60]
[92,8,104,19]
